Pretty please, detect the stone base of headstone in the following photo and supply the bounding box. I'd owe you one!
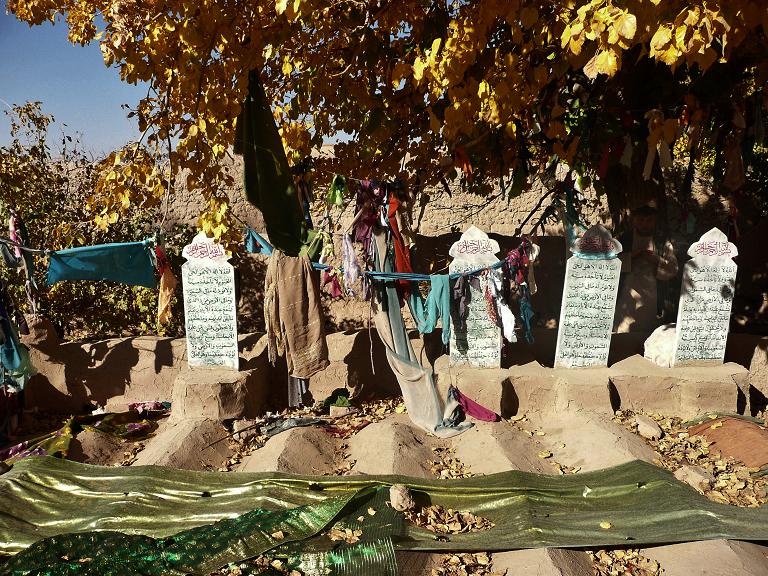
[434,354,749,419]
[171,366,268,421]
[435,358,614,418]
[610,355,747,418]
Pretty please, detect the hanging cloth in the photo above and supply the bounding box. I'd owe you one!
[505,242,535,344]
[264,250,330,379]
[371,231,470,438]
[8,209,38,314]
[387,195,413,298]
[244,228,273,256]
[155,246,177,325]
[449,275,479,334]
[0,284,35,390]
[234,70,313,258]
[352,180,387,252]
[327,174,346,207]
[322,269,344,299]
[408,274,452,345]
[342,234,362,295]
[449,386,499,422]
[487,269,517,343]
[47,240,157,289]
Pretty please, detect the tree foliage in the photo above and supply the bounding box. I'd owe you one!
[7,0,768,239]
[0,103,190,338]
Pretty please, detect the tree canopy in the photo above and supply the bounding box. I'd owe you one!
[7,0,768,240]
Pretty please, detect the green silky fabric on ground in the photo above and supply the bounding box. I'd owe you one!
[234,71,308,258]
[5,457,768,561]
[0,491,361,575]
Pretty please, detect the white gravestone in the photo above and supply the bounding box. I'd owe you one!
[673,228,738,366]
[555,225,623,368]
[182,232,239,369]
[449,226,502,368]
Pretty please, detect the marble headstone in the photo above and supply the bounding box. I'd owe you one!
[554,224,623,368]
[182,232,239,369]
[449,226,502,368]
[673,228,738,366]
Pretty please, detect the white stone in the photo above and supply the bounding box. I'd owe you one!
[634,414,663,440]
[673,464,715,491]
[673,228,738,366]
[448,225,505,368]
[554,225,622,368]
[389,484,416,511]
[182,232,239,369]
[643,323,677,368]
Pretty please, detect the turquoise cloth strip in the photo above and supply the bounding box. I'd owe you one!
[47,240,156,289]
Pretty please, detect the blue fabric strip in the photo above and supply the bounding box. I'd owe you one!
[245,228,273,256]
[47,240,157,289]
[312,260,504,282]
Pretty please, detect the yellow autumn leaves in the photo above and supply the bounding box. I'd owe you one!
[7,0,768,247]
[561,2,637,79]
[561,1,758,79]
[91,147,166,231]
[649,6,732,71]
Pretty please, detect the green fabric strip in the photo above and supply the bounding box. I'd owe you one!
[1,492,360,575]
[4,457,768,560]
[234,71,308,258]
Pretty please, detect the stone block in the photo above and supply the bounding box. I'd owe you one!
[329,405,356,418]
[24,334,189,413]
[20,314,59,349]
[435,361,614,418]
[23,350,85,413]
[171,366,267,421]
[551,366,613,414]
[746,338,768,398]
[434,360,509,415]
[232,419,260,442]
[503,361,558,417]
[609,355,745,418]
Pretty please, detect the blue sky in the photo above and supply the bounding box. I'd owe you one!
[0,9,146,155]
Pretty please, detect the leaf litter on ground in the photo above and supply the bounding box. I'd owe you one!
[613,409,767,507]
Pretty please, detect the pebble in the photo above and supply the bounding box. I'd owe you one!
[390,484,416,511]
[634,414,663,440]
[674,465,715,492]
